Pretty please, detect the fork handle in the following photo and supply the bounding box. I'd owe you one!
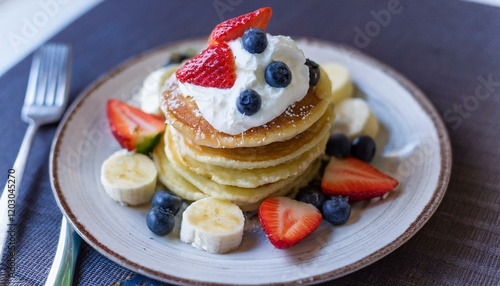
[45,217,82,286]
[0,123,39,261]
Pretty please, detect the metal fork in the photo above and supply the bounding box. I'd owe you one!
[45,216,81,285]
[0,43,71,271]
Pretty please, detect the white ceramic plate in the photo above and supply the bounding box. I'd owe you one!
[50,39,452,285]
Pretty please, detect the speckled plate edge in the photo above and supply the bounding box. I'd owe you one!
[49,38,452,285]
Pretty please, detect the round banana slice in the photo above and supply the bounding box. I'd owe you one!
[180,198,245,254]
[100,149,157,206]
[331,98,379,139]
[140,65,179,116]
[322,62,353,104]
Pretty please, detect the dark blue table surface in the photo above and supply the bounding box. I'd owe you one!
[1,1,499,285]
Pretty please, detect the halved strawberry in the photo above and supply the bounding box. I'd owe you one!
[321,157,399,201]
[258,197,322,249]
[208,7,272,46]
[106,99,165,154]
[175,43,236,89]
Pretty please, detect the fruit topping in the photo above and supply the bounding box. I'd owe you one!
[180,198,245,254]
[146,206,175,236]
[106,99,165,154]
[175,43,237,89]
[305,59,320,86]
[208,7,272,45]
[100,150,158,206]
[322,196,351,225]
[321,62,353,104]
[258,197,322,249]
[151,190,183,215]
[242,28,268,54]
[237,89,262,116]
[321,157,398,201]
[326,133,351,158]
[295,182,326,211]
[351,135,376,162]
[332,98,380,139]
[265,61,292,88]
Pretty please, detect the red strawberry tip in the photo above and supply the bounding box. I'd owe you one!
[175,43,237,89]
[208,7,272,45]
[321,157,399,202]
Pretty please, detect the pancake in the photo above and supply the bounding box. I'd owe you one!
[161,68,332,148]
[232,159,321,211]
[177,107,334,169]
[151,138,208,201]
[155,59,333,211]
[153,133,321,211]
[164,128,321,204]
[168,125,328,188]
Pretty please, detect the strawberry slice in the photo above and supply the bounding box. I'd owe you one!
[208,7,272,45]
[175,43,236,89]
[106,99,165,154]
[321,157,399,201]
[258,197,322,249]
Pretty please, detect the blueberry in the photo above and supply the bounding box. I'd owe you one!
[305,59,320,86]
[146,206,175,235]
[296,182,326,211]
[325,133,351,158]
[237,89,262,116]
[265,61,292,88]
[322,196,351,225]
[351,135,376,162]
[242,28,268,54]
[151,190,182,215]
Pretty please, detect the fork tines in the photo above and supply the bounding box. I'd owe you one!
[24,44,71,108]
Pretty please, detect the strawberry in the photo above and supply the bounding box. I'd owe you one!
[175,43,236,89]
[321,157,399,201]
[258,197,322,249]
[208,7,272,46]
[106,99,165,154]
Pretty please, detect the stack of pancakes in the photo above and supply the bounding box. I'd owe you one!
[152,68,334,211]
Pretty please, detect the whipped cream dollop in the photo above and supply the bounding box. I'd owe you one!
[176,34,309,135]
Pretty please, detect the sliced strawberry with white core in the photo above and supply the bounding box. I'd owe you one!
[175,43,236,89]
[321,157,399,201]
[106,99,165,153]
[208,7,272,46]
[258,197,322,249]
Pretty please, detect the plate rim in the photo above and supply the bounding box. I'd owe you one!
[49,37,452,285]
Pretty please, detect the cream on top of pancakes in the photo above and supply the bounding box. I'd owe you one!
[175,34,309,135]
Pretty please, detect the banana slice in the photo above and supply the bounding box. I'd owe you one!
[100,149,157,206]
[139,65,179,116]
[331,98,379,139]
[180,198,245,254]
[322,62,353,104]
